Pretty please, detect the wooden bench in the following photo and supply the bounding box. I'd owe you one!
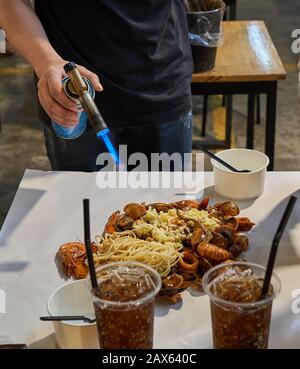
[192,20,287,170]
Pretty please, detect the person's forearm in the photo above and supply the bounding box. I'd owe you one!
[0,0,102,126]
[0,0,63,77]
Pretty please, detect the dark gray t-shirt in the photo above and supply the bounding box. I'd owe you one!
[35,0,193,126]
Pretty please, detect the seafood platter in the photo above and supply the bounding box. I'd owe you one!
[57,198,255,303]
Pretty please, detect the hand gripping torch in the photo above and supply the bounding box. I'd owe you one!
[63,62,108,137]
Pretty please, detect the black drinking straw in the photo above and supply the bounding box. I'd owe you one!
[260,196,297,299]
[83,199,98,290]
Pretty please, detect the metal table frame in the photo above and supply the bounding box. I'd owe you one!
[192,80,277,170]
[225,0,237,20]
[201,0,237,137]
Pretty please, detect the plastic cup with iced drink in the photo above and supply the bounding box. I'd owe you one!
[203,261,280,349]
[91,261,161,349]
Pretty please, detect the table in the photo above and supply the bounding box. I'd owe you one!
[0,170,299,348]
[192,21,287,170]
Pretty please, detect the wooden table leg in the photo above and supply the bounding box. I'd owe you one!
[265,81,277,171]
[247,93,255,149]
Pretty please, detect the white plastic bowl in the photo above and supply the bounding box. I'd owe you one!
[211,149,269,200]
[47,279,99,349]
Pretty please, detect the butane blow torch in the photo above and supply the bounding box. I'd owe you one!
[63,62,108,136]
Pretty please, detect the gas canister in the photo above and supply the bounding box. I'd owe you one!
[51,76,95,139]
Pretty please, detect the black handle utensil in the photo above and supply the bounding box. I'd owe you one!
[40,316,96,324]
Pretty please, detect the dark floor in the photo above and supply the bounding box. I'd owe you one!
[0,0,300,228]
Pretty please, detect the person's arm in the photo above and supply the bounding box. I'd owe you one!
[0,0,102,126]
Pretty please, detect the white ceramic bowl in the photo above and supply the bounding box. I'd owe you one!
[211,149,269,200]
[47,279,99,349]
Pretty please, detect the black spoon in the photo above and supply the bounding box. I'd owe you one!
[40,315,96,324]
[197,145,251,173]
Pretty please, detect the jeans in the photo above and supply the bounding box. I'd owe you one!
[44,111,193,172]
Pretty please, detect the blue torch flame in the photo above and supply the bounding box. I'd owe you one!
[97,129,120,164]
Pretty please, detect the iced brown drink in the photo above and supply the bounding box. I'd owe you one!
[92,262,161,349]
[203,262,280,349]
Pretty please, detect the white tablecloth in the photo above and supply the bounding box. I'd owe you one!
[0,170,299,348]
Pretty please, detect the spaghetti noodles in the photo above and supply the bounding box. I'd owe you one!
[93,231,182,277]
